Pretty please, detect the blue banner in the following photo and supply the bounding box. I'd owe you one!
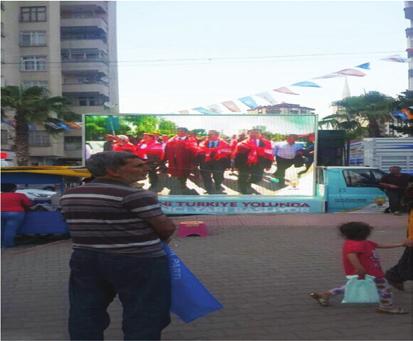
[159,196,324,215]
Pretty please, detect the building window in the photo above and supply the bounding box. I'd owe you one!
[1,130,8,145]
[64,136,82,151]
[29,131,50,146]
[1,2,5,11]
[20,31,46,47]
[22,80,48,89]
[21,56,47,71]
[20,6,47,22]
[1,22,5,37]
[79,97,98,106]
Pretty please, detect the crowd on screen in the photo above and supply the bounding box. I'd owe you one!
[95,128,315,194]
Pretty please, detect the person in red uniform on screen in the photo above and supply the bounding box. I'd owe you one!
[198,130,232,194]
[112,135,136,154]
[135,133,164,191]
[233,128,274,194]
[164,127,198,194]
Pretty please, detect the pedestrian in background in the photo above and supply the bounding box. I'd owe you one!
[60,151,176,340]
[309,222,411,314]
[1,183,33,247]
[379,166,411,215]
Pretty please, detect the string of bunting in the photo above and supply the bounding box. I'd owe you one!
[169,54,407,115]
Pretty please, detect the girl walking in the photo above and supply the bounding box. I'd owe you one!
[310,222,412,314]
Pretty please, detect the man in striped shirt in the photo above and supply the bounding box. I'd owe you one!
[60,151,176,340]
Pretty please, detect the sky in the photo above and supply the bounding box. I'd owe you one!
[116,0,409,118]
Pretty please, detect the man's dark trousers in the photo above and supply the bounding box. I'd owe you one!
[200,160,225,192]
[273,156,295,185]
[386,189,404,212]
[69,250,171,340]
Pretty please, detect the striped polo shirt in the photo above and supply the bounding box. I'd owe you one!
[60,179,165,257]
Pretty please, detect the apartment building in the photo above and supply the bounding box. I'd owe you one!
[1,1,118,165]
[406,1,413,90]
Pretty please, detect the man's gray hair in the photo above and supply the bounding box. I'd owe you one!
[86,151,139,177]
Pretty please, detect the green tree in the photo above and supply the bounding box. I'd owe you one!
[158,119,177,135]
[319,91,394,164]
[332,91,394,137]
[319,112,365,140]
[85,116,108,140]
[1,86,77,165]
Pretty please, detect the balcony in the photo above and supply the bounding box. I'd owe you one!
[70,105,106,115]
[61,1,108,14]
[61,39,108,51]
[61,26,107,43]
[62,60,109,74]
[63,82,109,96]
[61,17,108,32]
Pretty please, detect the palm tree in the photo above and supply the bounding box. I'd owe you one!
[333,91,394,137]
[319,91,395,164]
[1,86,77,165]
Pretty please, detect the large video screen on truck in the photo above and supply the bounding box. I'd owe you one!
[84,114,317,196]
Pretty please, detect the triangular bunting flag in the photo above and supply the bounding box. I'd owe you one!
[238,96,258,109]
[255,92,277,105]
[273,87,299,95]
[336,68,366,77]
[291,81,321,88]
[207,104,224,113]
[65,121,81,129]
[313,73,341,79]
[193,107,215,115]
[222,100,241,112]
[356,62,370,70]
[381,55,407,63]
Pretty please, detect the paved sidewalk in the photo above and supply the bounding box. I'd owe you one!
[2,213,412,340]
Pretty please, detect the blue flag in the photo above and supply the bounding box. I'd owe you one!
[163,244,223,323]
[292,81,321,88]
[193,107,215,115]
[105,116,120,133]
[356,62,370,70]
[239,96,258,109]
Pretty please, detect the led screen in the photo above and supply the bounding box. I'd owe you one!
[84,114,317,196]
